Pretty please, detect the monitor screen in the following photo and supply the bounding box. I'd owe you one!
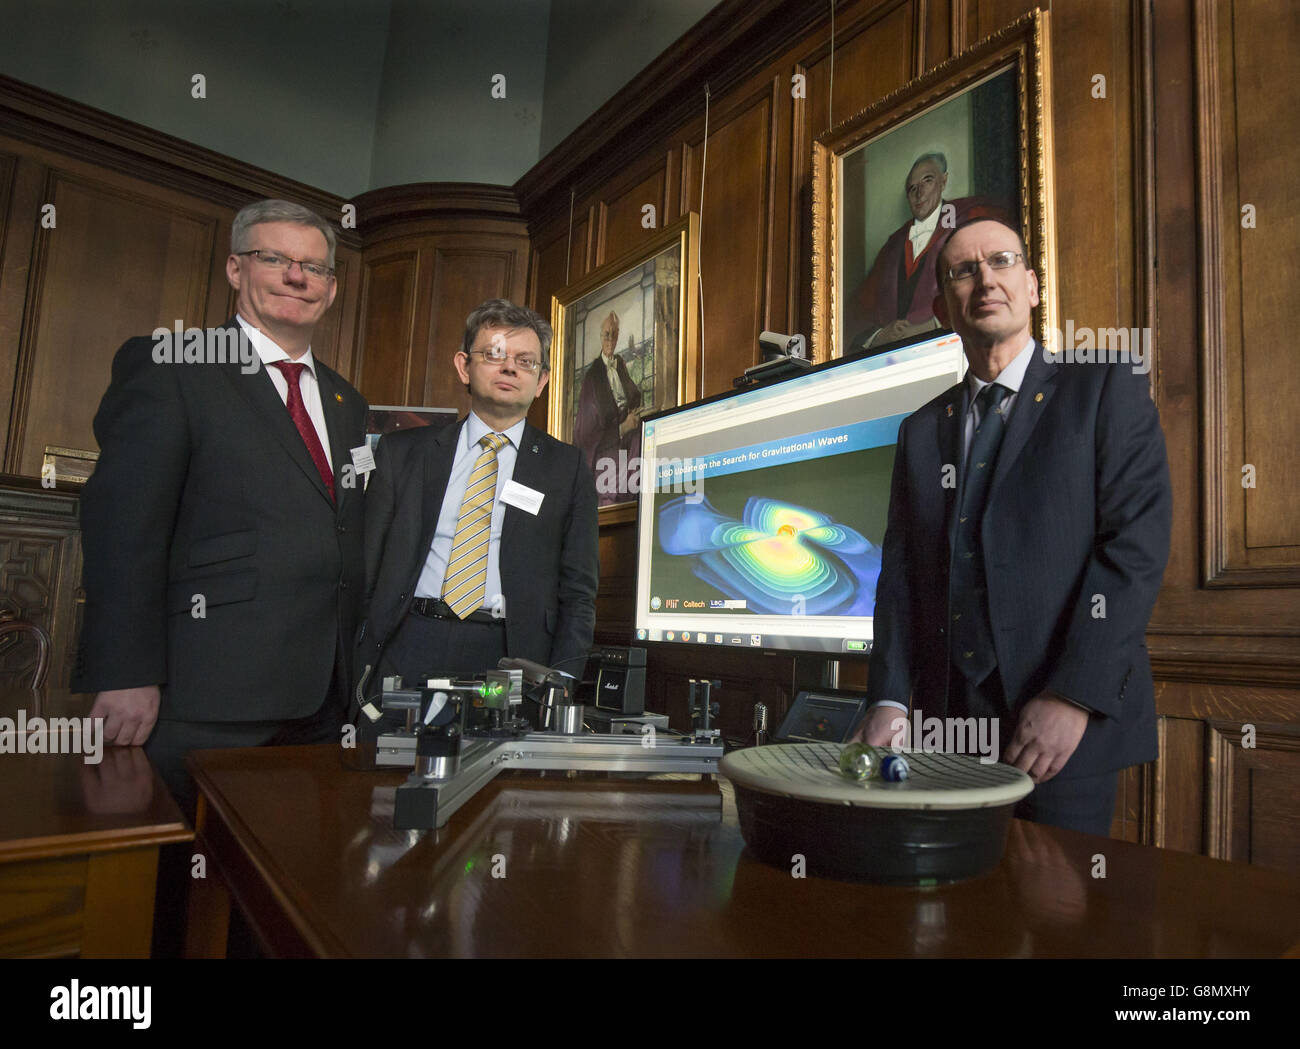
[633,331,966,656]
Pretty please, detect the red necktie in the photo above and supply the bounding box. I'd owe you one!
[270,360,335,501]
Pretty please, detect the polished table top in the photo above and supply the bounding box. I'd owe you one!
[190,743,1300,958]
[0,689,190,862]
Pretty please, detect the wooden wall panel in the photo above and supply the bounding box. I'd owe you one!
[1197,0,1300,588]
[1207,722,1300,874]
[346,186,530,414]
[309,247,361,382]
[1049,0,1135,378]
[8,171,219,477]
[598,163,669,267]
[355,250,421,407]
[0,481,82,689]
[529,223,574,314]
[0,151,40,459]
[681,84,775,396]
[424,243,525,411]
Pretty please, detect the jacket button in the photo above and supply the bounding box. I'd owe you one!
[339,579,349,590]
[337,523,347,533]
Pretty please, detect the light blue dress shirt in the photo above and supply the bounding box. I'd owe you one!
[414,413,527,611]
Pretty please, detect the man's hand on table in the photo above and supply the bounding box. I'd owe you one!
[90,685,161,746]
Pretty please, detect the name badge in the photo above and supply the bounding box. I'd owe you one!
[500,480,544,515]
[350,444,376,474]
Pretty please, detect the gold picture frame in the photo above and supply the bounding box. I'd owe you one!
[812,9,1056,361]
[549,212,700,523]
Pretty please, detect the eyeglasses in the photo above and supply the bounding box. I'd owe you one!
[466,346,544,373]
[237,249,334,281]
[944,250,1024,284]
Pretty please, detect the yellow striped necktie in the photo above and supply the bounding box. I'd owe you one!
[442,432,509,618]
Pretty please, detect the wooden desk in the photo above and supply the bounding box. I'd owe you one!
[0,740,192,957]
[186,743,1300,958]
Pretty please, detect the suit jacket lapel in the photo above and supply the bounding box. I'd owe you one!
[937,381,967,558]
[315,364,353,513]
[501,423,547,556]
[417,418,466,580]
[989,343,1059,503]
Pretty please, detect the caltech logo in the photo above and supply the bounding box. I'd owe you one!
[50,981,151,1029]
[151,321,260,374]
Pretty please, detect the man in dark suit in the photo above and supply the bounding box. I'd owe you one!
[852,217,1171,835]
[356,299,598,719]
[573,309,643,506]
[74,199,367,812]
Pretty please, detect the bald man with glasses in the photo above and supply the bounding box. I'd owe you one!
[852,217,1171,836]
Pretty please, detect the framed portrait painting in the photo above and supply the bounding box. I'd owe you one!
[549,212,700,521]
[812,9,1056,360]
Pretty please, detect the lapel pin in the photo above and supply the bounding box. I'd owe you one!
[532,444,539,453]
[1034,392,1043,403]
[335,392,343,403]
[946,405,954,417]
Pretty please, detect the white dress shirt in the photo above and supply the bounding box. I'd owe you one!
[602,352,628,409]
[908,203,944,258]
[237,316,333,469]
[415,412,527,610]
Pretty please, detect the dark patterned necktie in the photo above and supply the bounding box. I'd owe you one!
[270,360,335,501]
[950,382,1012,684]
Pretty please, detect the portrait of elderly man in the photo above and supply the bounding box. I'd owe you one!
[573,310,644,504]
[843,152,1006,354]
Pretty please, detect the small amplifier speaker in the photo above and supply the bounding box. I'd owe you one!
[592,646,647,714]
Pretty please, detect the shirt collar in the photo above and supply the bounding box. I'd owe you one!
[466,411,526,450]
[237,315,316,374]
[910,202,944,239]
[965,336,1036,401]
[601,352,619,370]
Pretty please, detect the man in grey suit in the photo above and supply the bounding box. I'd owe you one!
[75,199,367,811]
[356,299,598,722]
[852,217,1172,835]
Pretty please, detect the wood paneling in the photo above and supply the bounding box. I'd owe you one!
[348,184,530,413]
[425,243,523,410]
[356,249,422,406]
[514,0,1300,861]
[1197,0,1300,588]
[7,170,219,477]
[1207,721,1300,875]
[681,83,776,396]
[598,162,670,267]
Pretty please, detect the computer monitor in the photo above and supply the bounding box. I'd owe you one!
[633,331,966,656]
